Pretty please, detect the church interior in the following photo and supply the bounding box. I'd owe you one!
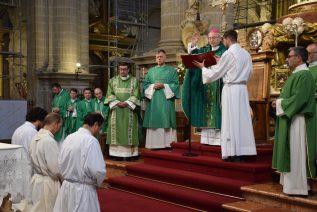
[1,0,317,211]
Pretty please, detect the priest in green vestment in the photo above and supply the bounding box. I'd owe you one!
[182,28,226,145]
[93,88,109,134]
[105,63,140,159]
[307,43,317,122]
[64,88,80,136]
[143,49,180,149]
[272,47,316,196]
[76,88,94,131]
[51,83,70,142]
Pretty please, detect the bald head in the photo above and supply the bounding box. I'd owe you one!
[94,88,103,100]
[307,43,317,64]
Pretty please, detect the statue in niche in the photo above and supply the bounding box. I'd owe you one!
[181,0,209,50]
[89,0,100,18]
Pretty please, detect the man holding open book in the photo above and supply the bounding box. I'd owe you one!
[192,29,257,162]
[182,28,226,146]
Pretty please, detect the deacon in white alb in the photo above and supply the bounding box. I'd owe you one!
[54,113,106,212]
[29,113,62,212]
[193,29,257,161]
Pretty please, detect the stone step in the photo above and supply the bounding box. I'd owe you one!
[241,182,317,212]
[223,201,289,212]
[104,158,143,185]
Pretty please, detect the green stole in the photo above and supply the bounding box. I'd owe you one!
[182,43,226,128]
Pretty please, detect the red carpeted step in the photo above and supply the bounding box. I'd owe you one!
[171,142,273,162]
[97,188,193,212]
[108,176,239,211]
[141,151,273,182]
[126,163,251,197]
[171,142,203,155]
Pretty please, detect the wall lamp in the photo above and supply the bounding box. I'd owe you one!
[75,63,81,75]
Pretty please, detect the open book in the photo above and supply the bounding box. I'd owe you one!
[181,51,217,69]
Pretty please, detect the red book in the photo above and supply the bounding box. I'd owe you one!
[181,51,216,69]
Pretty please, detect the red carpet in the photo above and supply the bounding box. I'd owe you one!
[108,176,239,211]
[103,143,273,211]
[171,142,273,162]
[97,188,193,211]
[141,150,273,182]
[126,163,251,197]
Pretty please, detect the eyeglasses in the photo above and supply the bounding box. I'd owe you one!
[119,68,128,70]
[287,54,297,59]
[208,36,220,40]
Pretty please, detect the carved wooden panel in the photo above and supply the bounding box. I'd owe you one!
[247,62,270,101]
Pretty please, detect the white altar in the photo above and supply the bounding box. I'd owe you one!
[0,143,32,206]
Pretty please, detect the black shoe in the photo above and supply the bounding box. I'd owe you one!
[109,155,139,161]
[287,194,308,198]
[223,156,234,162]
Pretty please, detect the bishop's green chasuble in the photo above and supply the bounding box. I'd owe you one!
[105,76,140,146]
[182,43,226,128]
[143,65,180,128]
[272,69,316,178]
[51,89,70,141]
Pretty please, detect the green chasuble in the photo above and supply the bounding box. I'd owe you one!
[309,64,317,157]
[76,99,94,130]
[182,43,226,128]
[105,75,140,146]
[51,89,70,141]
[64,98,80,136]
[92,96,109,134]
[143,65,180,128]
[272,69,316,178]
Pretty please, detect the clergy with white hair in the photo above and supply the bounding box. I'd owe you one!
[53,113,106,212]
[183,28,226,146]
[193,29,256,161]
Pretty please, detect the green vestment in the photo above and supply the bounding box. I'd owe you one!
[105,76,140,146]
[76,99,94,130]
[182,43,226,128]
[92,96,109,134]
[51,89,70,141]
[309,64,317,161]
[143,65,180,128]
[64,98,80,136]
[272,69,316,179]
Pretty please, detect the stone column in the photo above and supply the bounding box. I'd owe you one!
[26,0,94,109]
[157,0,187,53]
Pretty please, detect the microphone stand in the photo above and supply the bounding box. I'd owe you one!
[183,69,198,157]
